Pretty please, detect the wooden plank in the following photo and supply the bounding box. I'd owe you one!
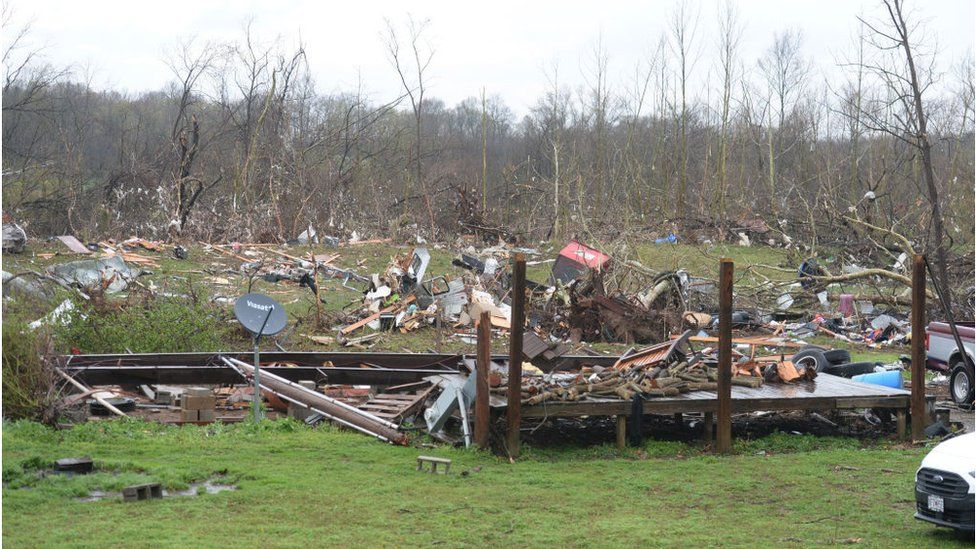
[911,254,927,441]
[204,243,252,262]
[682,335,803,348]
[340,296,416,335]
[716,259,733,454]
[56,235,92,254]
[506,254,526,458]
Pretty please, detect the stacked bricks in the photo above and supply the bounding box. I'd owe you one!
[181,387,215,422]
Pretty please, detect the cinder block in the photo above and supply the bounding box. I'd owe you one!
[288,404,313,422]
[122,483,162,502]
[180,409,200,422]
[155,390,174,406]
[196,409,215,422]
[182,395,216,411]
[186,387,211,397]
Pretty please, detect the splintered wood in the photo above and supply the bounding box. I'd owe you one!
[506,338,820,406]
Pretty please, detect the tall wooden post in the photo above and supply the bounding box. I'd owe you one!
[475,311,491,449]
[716,259,734,454]
[911,254,927,441]
[506,253,526,457]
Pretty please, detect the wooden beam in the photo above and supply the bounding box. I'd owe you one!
[506,253,526,458]
[340,296,416,335]
[680,335,803,348]
[475,311,491,449]
[911,254,927,441]
[716,258,734,454]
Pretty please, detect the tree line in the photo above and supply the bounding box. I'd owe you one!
[3,1,973,279]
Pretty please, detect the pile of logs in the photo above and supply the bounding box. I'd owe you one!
[515,354,765,406]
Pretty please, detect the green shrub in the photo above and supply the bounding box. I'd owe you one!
[56,283,234,353]
[1,322,61,422]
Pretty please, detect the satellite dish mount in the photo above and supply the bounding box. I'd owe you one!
[234,293,287,422]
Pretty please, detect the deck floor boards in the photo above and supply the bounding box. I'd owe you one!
[492,373,912,417]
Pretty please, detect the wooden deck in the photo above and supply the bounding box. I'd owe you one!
[492,374,914,418]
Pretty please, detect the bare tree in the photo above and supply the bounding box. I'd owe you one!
[758,29,809,218]
[383,16,435,234]
[853,0,950,288]
[165,39,223,233]
[669,0,699,216]
[714,0,743,228]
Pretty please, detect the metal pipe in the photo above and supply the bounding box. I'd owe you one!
[220,356,406,444]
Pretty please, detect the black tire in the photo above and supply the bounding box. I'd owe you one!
[791,348,830,372]
[823,361,877,378]
[88,397,136,416]
[949,362,975,406]
[800,344,828,353]
[822,349,852,365]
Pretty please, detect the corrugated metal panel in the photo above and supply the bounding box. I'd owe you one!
[612,341,672,370]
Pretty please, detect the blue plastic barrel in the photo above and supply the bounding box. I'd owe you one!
[851,370,903,389]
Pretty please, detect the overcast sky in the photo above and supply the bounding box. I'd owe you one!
[4,0,974,117]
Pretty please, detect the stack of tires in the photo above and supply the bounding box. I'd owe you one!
[790,345,877,378]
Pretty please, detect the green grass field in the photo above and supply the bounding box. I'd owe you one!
[2,420,969,547]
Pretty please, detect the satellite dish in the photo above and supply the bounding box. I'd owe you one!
[234,293,287,336]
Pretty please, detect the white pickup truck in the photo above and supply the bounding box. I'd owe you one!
[925,321,975,406]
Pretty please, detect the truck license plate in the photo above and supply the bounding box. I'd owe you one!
[928,495,944,512]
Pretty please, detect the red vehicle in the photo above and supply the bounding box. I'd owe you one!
[925,321,975,406]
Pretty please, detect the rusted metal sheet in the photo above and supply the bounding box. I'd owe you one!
[612,341,672,370]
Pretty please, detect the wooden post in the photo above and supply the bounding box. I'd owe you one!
[716,258,734,454]
[911,254,927,441]
[506,253,526,458]
[616,415,627,450]
[310,252,321,330]
[474,311,491,449]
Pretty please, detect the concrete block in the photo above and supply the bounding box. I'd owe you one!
[55,457,93,474]
[287,404,313,422]
[122,482,162,502]
[197,409,215,422]
[180,409,200,422]
[155,390,174,406]
[182,395,215,411]
[186,387,211,397]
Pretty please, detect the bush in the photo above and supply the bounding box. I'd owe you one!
[56,283,235,353]
[1,322,62,422]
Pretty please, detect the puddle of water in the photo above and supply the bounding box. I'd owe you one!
[77,478,237,502]
[79,490,115,502]
[167,480,237,497]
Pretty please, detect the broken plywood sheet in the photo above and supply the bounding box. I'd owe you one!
[56,235,91,254]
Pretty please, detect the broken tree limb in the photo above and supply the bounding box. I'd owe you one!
[805,268,936,300]
[56,368,127,417]
[841,215,916,257]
